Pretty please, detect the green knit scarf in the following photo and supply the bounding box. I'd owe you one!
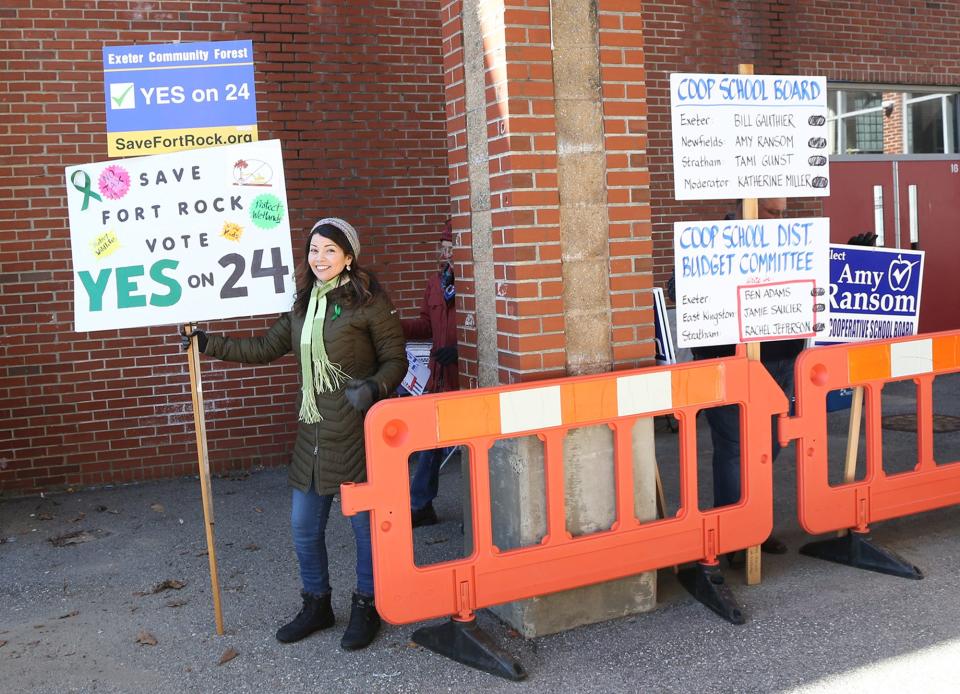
[298,279,349,423]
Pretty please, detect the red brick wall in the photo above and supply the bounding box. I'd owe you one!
[0,1,449,495]
[7,0,960,494]
[645,0,960,293]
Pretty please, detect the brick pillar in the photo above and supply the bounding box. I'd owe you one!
[441,0,657,637]
[882,91,903,154]
[598,1,656,367]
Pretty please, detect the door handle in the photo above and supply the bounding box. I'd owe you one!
[873,185,885,246]
[908,184,919,250]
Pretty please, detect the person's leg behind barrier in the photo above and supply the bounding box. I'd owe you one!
[705,403,786,561]
[704,404,741,508]
[349,510,374,597]
[410,447,442,526]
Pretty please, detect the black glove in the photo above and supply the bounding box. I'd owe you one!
[179,326,207,353]
[345,379,379,413]
[847,232,878,247]
[433,346,458,366]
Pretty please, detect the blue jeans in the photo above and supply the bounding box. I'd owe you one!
[290,488,373,596]
[703,357,795,508]
[410,448,445,511]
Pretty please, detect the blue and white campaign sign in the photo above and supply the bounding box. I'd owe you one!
[103,41,258,157]
[65,140,294,332]
[825,245,925,343]
[670,73,829,200]
[673,217,830,348]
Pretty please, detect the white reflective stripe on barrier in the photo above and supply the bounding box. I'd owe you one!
[890,338,933,377]
[617,371,672,416]
[499,386,562,435]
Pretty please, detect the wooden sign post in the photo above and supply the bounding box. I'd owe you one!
[738,63,765,586]
[839,386,866,536]
[184,323,225,635]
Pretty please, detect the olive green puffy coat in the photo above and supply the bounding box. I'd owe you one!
[202,284,406,495]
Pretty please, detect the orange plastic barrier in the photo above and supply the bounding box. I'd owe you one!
[341,356,788,627]
[780,330,960,536]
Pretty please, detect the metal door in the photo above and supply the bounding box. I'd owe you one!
[896,159,960,332]
[823,157,960,333]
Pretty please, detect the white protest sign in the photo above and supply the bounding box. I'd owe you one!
[670,73,829,200]
[66,139,295,332]
[674,217,830,348]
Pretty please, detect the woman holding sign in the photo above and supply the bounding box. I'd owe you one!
[183,217,406,651]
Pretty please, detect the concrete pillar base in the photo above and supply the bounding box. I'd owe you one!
[487,420,658,637]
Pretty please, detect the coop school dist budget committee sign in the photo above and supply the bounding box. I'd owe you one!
[674,217,830,348]
[66,139,295,332]
[103,40,258,157]
[670,73,829,200]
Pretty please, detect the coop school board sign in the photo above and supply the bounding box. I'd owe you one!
[670,73,829,200]
[824,245,924,343]
[673,217,830,348]
[66,139,295,332]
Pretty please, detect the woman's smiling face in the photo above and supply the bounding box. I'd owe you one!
[308,233,352,283]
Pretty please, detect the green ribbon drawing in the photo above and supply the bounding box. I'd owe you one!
[71,170,103,211]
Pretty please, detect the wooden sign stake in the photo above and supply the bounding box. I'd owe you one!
[838,386,866,536]
[738,63,765,587]
[184,323,225,635]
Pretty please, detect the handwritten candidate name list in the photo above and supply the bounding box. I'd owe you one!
[670,73,830,200]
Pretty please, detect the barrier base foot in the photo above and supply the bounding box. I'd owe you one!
[677,562,745,625]
[412,618,527,682]
[800,531,924,580]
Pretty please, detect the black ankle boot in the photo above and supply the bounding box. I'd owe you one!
[276,591,335,643]
[340,592,380,651]
[411,501,438,528]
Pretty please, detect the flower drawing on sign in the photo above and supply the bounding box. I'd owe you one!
[888,255,919,292]
[221,221,243,242]
[98,165,130,200]
[232,159,273,187]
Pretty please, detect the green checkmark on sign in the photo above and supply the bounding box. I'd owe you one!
[110,82,135,110]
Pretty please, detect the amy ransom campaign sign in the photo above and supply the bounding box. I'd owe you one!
[65,139,295,332]
[824,244,924,343]
[670,73,829,200]
[673,217,830,348]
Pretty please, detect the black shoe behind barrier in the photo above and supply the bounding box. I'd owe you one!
[412,617,527,682]
[411,502,439,528]
[799,530,924,580]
